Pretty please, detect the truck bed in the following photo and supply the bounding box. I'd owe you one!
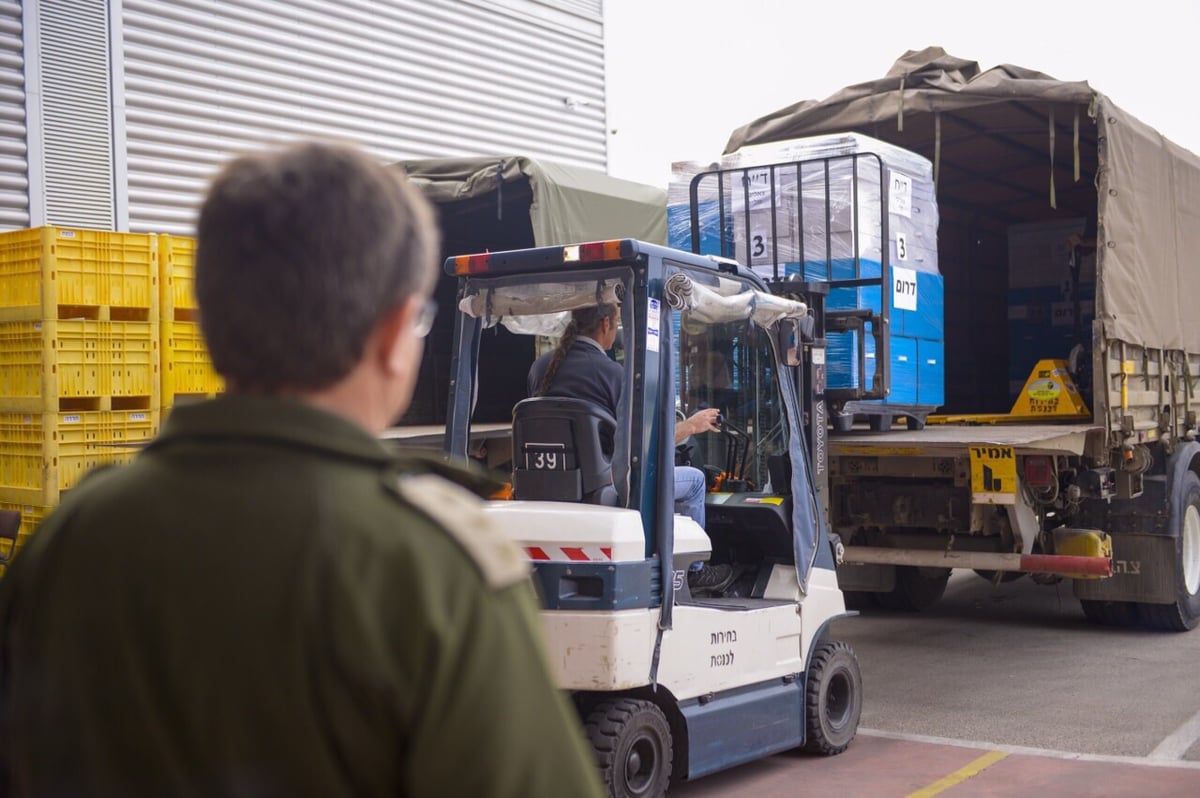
[385,422,1103,459]
[829,422,1103,457]
[382,422,511,448]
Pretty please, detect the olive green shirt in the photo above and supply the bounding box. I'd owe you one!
[0,396,603,798]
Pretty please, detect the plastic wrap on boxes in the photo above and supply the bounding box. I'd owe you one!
[724,133,940,277]
[667,134,945,417]
[917,339,945,406]
[825,330,944,407]
[667,160,721,253]
[732,133,934,182]
[668,133,939,281]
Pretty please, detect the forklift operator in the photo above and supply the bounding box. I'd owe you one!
[528,304,732,592]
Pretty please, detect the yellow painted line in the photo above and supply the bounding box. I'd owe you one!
[906,750,1009,798]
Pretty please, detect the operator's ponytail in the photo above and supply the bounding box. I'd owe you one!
[536,303,616,396]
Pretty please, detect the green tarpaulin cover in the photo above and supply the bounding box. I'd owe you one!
[726,47,1200,353]
[399,155,667,247]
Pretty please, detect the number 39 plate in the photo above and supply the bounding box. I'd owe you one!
[524,443,566,471]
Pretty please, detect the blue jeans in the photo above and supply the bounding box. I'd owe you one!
[675,465,707,572]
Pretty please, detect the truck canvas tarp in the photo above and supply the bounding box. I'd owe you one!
[396,156,666,425]
[725,45,1200,363]
[401,156,667,247]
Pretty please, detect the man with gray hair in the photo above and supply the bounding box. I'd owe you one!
[0,141,603,798]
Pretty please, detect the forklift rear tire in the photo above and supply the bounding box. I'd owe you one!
[874,566,949,611]
[803,640,862,755]
[585,698,673,798]
[1133,471,1200,631]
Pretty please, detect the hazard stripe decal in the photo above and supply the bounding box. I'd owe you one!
[523,546,614,562]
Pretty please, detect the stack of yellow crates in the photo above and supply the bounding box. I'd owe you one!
[0,226,161,571]
[159,234,224,411]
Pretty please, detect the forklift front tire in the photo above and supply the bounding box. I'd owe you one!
[802,640,863,756]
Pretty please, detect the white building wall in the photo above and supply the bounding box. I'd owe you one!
[120,0,608,233]
[6,0,607,233]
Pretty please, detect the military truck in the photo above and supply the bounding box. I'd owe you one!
[693,47,1200,630]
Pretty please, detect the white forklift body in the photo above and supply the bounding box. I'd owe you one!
[443,239,861,797]
[486,503,845,698]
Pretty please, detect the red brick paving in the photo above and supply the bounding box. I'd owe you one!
[670,732,1200,797]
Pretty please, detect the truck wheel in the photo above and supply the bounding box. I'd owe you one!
[585,698,673,798]
[803,640,862,755]
[875,566,949,611]
[1137,471,1200,631]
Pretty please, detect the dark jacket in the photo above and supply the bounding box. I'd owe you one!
[527,338,623,415]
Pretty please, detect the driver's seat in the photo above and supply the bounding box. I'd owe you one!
[511,397,618,506]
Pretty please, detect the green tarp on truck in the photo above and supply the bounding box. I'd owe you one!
[396,155,666,425]
[726,45,1200,359]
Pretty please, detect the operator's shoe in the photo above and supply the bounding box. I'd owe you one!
[688,563,736,595]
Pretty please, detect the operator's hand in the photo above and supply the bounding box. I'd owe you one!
[686,408,721,435]
[675,408,722,444]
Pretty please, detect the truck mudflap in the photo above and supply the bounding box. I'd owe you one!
[841,546,1112,578]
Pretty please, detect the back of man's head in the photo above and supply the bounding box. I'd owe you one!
[195,141,439,393]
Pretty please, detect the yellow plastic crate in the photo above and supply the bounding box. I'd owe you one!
[0,410,158,504]
[0,227,158,321]
[0,319,159,412]
[159,234,197,321]
[162,320,223,406]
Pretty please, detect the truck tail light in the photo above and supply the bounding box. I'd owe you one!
[1023,456,1054,488]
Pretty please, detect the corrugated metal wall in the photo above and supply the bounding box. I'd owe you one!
[0,0,27,228]
[120,0,608,234]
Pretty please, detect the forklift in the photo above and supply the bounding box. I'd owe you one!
[443,239,861,797]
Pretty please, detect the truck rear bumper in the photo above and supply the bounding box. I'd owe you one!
[842,545,1112,578]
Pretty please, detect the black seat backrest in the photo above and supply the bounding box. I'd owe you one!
[511,396,618,506]
[0,509,21,565]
